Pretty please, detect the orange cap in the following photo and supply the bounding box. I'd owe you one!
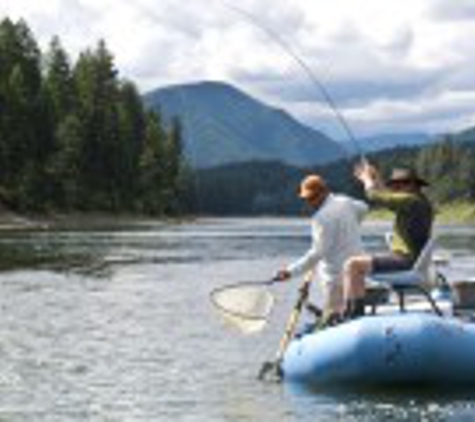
[298,175,329,200]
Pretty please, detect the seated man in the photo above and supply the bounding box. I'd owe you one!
[275,174,368,325]
[343,162,434,319]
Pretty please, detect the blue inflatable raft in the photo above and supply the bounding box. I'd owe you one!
[281,313,475,389]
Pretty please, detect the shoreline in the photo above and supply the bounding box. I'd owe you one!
[0,212,195,231]
[0,203,473,231]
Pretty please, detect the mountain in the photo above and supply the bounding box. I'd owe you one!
[357,126,475,154]
[349,132,434,154]
[451,127,475,144]
[144,81,346,168]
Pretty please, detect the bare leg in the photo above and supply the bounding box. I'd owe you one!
[343,255,373,301]
[324,281,344,315]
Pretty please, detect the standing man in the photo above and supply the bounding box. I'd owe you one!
[343,162,434,319]
[275,174,368,325]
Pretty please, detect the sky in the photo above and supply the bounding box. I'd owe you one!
[2,0,475,141]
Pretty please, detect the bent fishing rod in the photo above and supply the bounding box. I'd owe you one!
[222,3,367,164]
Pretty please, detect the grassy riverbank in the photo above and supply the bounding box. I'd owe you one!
[368,201,475,224]
[435,202,475,224]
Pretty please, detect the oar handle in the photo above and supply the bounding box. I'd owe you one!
[257,270,314,381]
[274,270,314,362]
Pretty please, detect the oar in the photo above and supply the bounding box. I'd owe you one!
[258,270,314,381]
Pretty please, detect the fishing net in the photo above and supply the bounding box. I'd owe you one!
[210,282,275,334]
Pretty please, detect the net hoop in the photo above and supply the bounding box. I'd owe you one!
[210,281,275,334]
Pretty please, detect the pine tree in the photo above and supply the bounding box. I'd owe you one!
[0,18,47,208]
[73,40,121,209]
[43,36,75,124]
[49,114,84,209]
[138,111,166,214]
[164,117,185,212]
[116,81,146,210]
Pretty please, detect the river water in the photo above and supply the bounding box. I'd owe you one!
[0,217,474,421]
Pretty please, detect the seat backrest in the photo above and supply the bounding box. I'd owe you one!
[384,232,435,275]
[413,238,435,275]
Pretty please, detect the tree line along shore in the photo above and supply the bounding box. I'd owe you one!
[1,18,474,222]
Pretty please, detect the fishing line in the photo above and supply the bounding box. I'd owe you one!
[222,3,367,163]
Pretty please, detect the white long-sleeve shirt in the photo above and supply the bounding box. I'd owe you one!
[287,194,368,285]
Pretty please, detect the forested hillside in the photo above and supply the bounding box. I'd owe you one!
[0,18,187,214]
[191,160,357,215]
[370,137,475,204]
[191,139,475,216]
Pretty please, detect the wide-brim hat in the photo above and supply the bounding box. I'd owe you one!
[298,174,329,199]
[387,168,429,187]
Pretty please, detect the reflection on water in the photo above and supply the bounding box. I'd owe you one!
[0,218,473,420]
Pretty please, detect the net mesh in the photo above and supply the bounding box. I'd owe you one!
[211,283,275,334]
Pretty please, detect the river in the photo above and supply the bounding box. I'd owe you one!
[0,217,474,421]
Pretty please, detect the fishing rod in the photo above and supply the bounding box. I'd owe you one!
[222,3,367,164]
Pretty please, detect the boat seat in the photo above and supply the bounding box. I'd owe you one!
[369,238,443,316]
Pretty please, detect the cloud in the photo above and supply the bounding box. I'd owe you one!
[2,0,475,139]
[340,89,475,136]
[430,0,475,22]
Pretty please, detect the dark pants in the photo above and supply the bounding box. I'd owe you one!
[372,253,413,274]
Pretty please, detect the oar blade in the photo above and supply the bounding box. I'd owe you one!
[257,360,283,382]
